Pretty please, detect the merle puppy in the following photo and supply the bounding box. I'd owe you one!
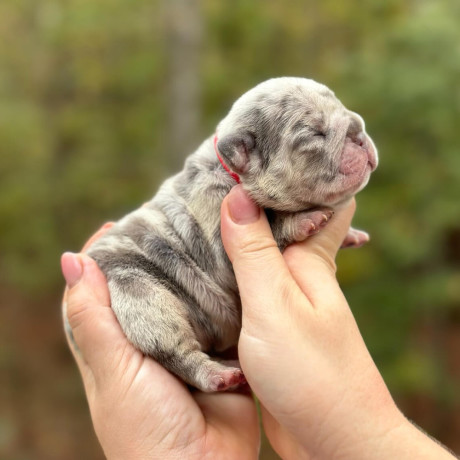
[85,77,378,392]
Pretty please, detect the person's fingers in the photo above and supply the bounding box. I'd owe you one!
[220,185,308,326]
[194,392,259,455]
[259,405,306,460]
[284,199,356,272]
[282,199,356,307]
[61,223,116,385]
[61,252,135,385]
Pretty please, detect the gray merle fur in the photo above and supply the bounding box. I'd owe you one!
[84,77,378,392]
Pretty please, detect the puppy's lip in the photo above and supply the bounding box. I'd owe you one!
[326,160,371,203]
[323,170,370,203]
[366,145,378,171]
[361,134,378,171]
[345,133,378,172]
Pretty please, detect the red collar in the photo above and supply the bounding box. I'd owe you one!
[214,135,241,184]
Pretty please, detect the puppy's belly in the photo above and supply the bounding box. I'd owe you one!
[86,214,242,391]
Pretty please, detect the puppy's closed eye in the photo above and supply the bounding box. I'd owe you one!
[312,129,326,138]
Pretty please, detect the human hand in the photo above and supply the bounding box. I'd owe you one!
[220,185,456,460]
[61,225,259,460]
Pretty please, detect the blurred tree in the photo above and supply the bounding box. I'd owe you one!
[0,0,459,458]
[164,0,204,171]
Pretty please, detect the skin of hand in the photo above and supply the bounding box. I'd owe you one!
[220,185,457,460]
[61,226,260,460]
[61,189,457,460]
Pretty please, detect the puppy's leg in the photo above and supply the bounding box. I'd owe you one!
[341,227,370,248]
[107,273,245,392]
[270,208,334,250]
[178,353,246,392]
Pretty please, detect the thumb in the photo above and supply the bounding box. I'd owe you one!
[61,252,131,384]
[282,199,357,307]
[221,186,305,325]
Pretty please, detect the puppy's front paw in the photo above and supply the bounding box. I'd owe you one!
[341,227,370,248]
[293,209,334,242]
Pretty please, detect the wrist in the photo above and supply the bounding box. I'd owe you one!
[369,417,457,460]
[316,409,457,460]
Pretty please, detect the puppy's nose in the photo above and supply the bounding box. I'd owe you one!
[346,118,365,147]
[346,130,366,148]
[354,132,365,148]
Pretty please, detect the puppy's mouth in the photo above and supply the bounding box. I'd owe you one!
[340,134,377,174]
[323,135,377,203]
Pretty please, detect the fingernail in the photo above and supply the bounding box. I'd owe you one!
[227,186,260,224]
[61,252,83,288]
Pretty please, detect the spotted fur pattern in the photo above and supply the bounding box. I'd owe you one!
[86,77,378,392]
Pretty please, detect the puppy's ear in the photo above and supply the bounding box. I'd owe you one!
[216,132,255,174]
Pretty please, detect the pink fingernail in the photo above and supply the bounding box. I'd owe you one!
[227,186,260,224]
[61,252,83,288]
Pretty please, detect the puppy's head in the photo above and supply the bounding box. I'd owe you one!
[216,77,378,211]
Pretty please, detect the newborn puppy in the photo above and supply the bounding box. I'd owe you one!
[86,77,378,392]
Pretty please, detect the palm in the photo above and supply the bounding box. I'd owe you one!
[90,341,260,459]
[65,226,260,459]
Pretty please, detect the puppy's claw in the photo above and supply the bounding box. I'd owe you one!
[320,211,334,226]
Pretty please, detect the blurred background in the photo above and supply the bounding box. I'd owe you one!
[1,0,459,458]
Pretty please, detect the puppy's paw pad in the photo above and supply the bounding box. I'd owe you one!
[209,368,246,392]
[299,219,319,236]
[296,209,334,240]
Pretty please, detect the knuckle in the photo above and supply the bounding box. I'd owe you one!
[238,234,279,260]
[311,250,338,274]
[66,296,92,331]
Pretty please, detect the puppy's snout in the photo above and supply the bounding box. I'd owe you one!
[354,132,365,148]
[346,131,365,148]
[346,116,365,147]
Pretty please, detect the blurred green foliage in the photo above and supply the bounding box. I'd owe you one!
[1,0,460,457]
